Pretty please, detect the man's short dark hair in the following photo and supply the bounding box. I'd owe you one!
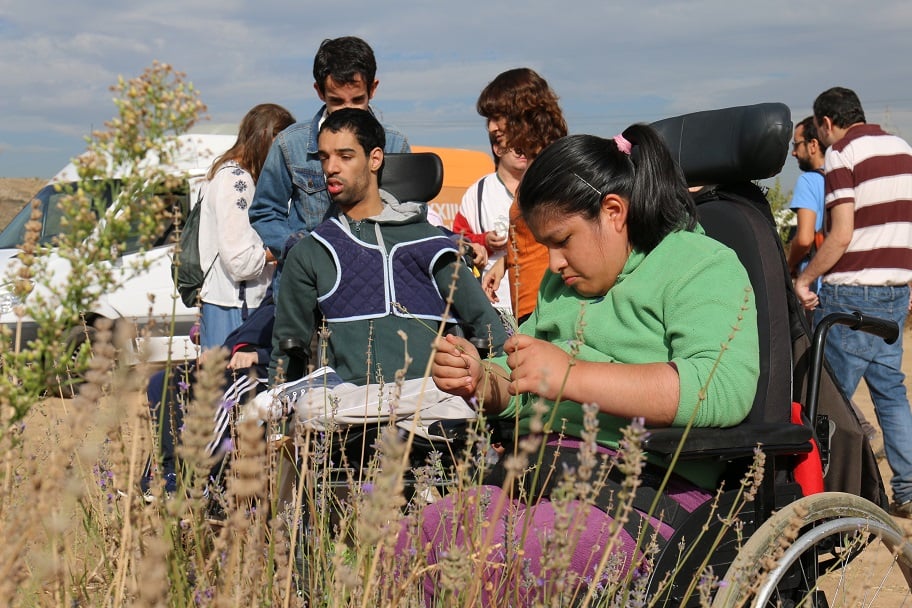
[813,87,866,129]
[313,36,377,94]
[320,108,386,156]
[797,116,826,151]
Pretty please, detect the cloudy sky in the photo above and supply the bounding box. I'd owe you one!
[2,0,912,194]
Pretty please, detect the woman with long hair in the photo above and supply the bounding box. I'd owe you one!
[197,103,294,348]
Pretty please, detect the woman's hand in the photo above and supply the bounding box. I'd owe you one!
[227,350,259,370]
[433,334,512,413]
[505,334,573,401]
[431,334,483,399]
[485,230,508,251]
[482,257,506,303]
[468,242,488,269]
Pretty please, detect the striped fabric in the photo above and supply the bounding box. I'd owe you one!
[206,373,267,458]
[823,124,912,285]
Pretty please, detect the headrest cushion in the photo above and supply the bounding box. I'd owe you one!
[650,102,792,185]
[379,152,444,202]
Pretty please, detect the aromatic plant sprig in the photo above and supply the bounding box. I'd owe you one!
[0,62,206,437]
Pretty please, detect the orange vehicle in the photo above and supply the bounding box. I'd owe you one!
[411,146,494,229]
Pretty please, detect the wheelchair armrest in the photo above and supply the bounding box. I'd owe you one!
[279,337,308,359]
[643,422,813,461]
[278,337,310,381]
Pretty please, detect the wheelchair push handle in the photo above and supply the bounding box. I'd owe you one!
[816,310,899,344]
[806,310,900,424]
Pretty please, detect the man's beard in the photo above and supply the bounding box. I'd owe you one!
[798,157,815,172]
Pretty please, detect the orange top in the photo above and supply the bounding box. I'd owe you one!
[506,199,549,319]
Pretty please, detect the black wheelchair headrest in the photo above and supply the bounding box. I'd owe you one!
[379,152,444,202]
[649,102,792,186]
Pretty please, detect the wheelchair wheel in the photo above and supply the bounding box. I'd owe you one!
[713,492,912,607]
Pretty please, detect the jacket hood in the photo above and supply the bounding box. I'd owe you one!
[366,190,428,225]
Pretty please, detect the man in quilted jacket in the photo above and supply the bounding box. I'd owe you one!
[266,108,505,440]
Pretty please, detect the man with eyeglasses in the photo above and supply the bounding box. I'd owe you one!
[795,87,912,519]
[786,116,827,283]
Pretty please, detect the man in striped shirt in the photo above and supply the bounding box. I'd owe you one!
[795,86,912,518]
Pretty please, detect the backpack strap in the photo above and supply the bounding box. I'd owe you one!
[238,280,248,321]
[197,188,219,287]
[476,177,485,233]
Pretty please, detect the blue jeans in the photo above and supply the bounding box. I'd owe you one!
[200,303,244,350]
[815,283,912,503]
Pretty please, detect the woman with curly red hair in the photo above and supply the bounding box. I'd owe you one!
[476,68,568,325]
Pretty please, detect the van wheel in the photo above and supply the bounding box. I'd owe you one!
[48,325,97,398]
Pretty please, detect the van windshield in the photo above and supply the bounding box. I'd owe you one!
[0,181,187,251]
[0,183,91,249]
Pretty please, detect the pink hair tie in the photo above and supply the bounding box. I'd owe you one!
[613,134,632,155]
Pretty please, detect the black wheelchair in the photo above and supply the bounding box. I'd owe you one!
[273,151,478,502]
[274,106,912,607]
[639,102,912,607]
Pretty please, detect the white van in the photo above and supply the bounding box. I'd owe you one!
[0,131,236,365]
[0,137,494,374]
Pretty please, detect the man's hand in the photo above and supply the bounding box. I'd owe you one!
[794,277,819,311]
[468,242,488,269]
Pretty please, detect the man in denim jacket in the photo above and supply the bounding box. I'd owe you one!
[249,36,410,262]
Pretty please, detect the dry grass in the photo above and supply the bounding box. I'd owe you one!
[0,177,45,228]
[0,314,771,608]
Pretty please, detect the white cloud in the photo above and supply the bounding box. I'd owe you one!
[2,0,912,179]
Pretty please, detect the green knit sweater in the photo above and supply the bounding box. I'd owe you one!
[495,228,759,487]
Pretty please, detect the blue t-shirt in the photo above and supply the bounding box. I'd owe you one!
[789,170,825,231]
[789,170,824,290]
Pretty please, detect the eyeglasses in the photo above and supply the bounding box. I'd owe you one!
[792,140,808,150]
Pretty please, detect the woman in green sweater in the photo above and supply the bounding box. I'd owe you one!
[406,126,759,605]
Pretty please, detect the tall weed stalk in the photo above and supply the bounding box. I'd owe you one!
[0,64,769,607]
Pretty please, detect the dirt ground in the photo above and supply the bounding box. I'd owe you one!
[837,326,912,604]
[0,177,45,228]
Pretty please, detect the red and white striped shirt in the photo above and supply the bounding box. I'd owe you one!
[824,124,912,285]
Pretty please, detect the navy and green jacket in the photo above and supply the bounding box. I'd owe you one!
[271,194,507,384]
